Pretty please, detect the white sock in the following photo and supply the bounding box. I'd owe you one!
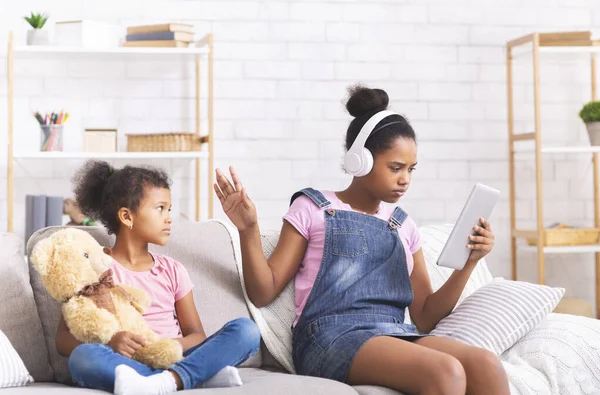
[114,364,177,395]
[201,366,243,388]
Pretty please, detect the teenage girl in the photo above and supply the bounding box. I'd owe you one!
[56,160,261,395]
[214,86,510,395]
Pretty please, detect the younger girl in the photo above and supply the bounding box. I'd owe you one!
[215,86,510,394]
[56,160,261,395]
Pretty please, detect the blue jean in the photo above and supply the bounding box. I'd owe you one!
[69,318,261,392]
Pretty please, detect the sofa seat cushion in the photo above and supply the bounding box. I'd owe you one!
[3,382,106,394]
[0,232,53,382]
[10,369,360,394]
[354,386,405,395]
[214,368,358,395]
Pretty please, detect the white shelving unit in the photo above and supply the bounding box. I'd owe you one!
[521,245,600,254]
[13,152,209,160]
[13,45,210,57]
[514,144,600,154]
[6,31,215,232]
[540,46,600,54]
[507,31,600,318]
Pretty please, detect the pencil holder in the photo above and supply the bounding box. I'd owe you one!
[40,125,63,152]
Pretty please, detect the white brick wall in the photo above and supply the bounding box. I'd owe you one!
[1,0,600,309]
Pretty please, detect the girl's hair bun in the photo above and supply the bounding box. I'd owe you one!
[345,85,389,118]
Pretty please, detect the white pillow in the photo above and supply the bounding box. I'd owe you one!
[224,222,297,374]
[0,330,33,388]
[429,278,565,355]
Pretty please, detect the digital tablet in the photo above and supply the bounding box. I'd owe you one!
[436,183,501,270]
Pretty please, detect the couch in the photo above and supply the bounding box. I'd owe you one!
[1,219,599,394]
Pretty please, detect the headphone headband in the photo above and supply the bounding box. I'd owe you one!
[347,110,398,155]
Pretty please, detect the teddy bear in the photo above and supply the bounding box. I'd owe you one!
[30,227,183,369]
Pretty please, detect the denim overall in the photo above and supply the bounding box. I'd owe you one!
[291,188,424,383]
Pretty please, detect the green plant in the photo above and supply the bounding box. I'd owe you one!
[24,12,49,29]
[579,101,600,123]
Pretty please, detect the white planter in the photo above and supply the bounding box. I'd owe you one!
[26,29,49,46]
[586,121,600,146]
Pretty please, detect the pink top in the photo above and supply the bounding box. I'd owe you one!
[110,252,194,338]
[283,191,422,326]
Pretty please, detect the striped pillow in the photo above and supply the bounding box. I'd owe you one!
[429,278,565,355]
[0,330,33,388]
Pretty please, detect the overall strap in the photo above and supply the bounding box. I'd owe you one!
[289,188,331,208]
[389,206,408,229]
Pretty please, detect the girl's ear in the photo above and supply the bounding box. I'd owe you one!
[117,207,133,229]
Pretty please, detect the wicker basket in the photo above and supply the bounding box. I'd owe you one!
[126,133,204,152]
[526,227,600,246]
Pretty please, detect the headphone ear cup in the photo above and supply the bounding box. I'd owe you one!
[344,151,362,176]
[355,148,373,177]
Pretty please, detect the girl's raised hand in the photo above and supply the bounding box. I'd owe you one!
[214,167,257,232]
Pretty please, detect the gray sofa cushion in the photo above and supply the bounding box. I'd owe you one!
[6,383,106,394]
[27,220,260,383]
[10,368,360,394]
[0,232,53,382]
[354,386,404,395]
[11,372,405,395]
[234,368,358,395]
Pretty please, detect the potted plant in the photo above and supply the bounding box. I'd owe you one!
[24,12,50,45]
[579,101,600,146]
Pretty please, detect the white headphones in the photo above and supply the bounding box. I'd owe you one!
[343,110,399,177]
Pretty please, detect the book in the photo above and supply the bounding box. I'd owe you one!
[25,195,47,251]
[122,40,189,48]
[46,196,64,227]
[126,31,194,43]
[126,23,194,35]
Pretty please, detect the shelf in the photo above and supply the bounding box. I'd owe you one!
[514,229,600,253]
[12,44,209,59]
[542,146,600,153]
[12,151,208,159]
[513,145,600,154]
[540,46,600,54]
[520,244,600,253]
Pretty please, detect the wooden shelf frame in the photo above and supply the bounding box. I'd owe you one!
[507,31,600,318]
[6,31,216,232]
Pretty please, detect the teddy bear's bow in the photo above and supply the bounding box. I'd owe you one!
[77,269,115,297]
[74,269,119,314]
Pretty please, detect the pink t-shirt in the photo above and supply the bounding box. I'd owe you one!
[283,191,422,326]
[109,252,194,338]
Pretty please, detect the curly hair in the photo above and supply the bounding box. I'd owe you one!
[72,160,171,234]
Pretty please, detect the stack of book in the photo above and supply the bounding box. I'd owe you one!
[25,195,64,251]
[122,23,195,48]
